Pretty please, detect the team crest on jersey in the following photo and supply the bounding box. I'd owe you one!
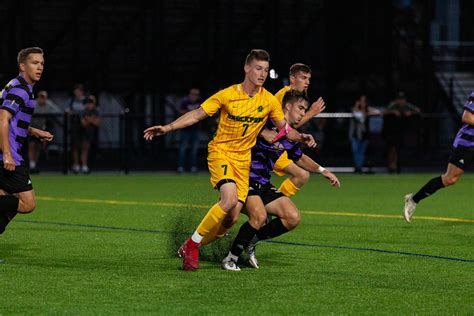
[258,105,263,112]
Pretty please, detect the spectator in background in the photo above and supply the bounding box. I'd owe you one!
[28,90,61,173]
[348,94,381,173]
[177,88,202,173]
[67,83,86,173]
[79,95,100,174]
[382,91,421,173]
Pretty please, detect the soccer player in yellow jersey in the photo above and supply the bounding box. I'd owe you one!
[143,49,316,271]
[272,63,326,197]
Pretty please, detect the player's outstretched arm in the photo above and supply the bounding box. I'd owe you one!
[28,127,53,142]
[296,154,340,187]
[294,97,326,129]
[144,107,208,140]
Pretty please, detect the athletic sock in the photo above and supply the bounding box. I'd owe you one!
[201,220,230,246]
[194,203,226,243]
[256,218,289,241]
[0,195,19,234]
[278,178,300,197]
[200,222,220,245]
[229,221,258,257]
[412,176,445,203]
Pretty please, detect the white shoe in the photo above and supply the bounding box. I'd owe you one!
[72,164,80,174]
[404,194,417,223]
[245,243,259,269]
[221,256,240,271]
[81,165,90,174]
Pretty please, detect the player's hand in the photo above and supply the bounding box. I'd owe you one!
[260,129,277,143]
[301,133,317,148]
[143,125,168,140]
[2,154,15,171]
[37,130,54,142]
[322,170,340,187]
[308,97,326,116]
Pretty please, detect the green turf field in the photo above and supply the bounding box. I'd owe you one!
[0,173,472,314]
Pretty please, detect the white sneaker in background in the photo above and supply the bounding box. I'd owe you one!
[72,164,80,174]
[403,193,417,223]
[81,165,90,174]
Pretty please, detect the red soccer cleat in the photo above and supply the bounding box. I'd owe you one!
[178,238,199,271]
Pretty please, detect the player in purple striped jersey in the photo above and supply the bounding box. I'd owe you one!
[222,90,340,270]
[0,47,53,240]
[403,92,474,223]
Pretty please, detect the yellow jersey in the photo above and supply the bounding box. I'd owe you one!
[201,84,284,162]
[274,85,290,105]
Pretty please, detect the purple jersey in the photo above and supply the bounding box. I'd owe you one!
[250,121,302,185]
[0,75,35,165]
[453,92,474,148]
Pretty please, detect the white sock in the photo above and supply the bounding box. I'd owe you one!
[191,231,203,244]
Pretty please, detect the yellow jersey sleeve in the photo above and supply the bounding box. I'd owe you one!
[200,89,227,116]
[267,93,285,123]
[274,86,290,105]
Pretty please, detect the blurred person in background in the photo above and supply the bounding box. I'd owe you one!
[349,94,381,173]
[79,95,100,174]
[28,90,61,173]
[382,91,420,173]
[67,83,86,173]
[177,87,202,173]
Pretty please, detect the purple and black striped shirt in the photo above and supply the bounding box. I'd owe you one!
[0,75,35,165]
[250,121,303,185]
[453,92,474,149]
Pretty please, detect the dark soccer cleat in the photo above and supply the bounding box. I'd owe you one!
[178,238,199,271]
[221,256,240,271]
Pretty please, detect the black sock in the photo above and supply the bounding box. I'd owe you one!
[256,218,289,241]
[229,221,258,257]
[0,195,19,234]
[412,176,445,204]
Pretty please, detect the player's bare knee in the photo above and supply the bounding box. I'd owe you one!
[445,177,459,186]
[289,214,301,229]
[443,175,459,187]
[18,200,35,213]
[298,170,310,184]
[249,212,267,228]
[219,197,238,212]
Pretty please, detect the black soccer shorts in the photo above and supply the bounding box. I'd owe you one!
[0,163,33,193]
[248,180,285,206]
[449,145,474,170]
